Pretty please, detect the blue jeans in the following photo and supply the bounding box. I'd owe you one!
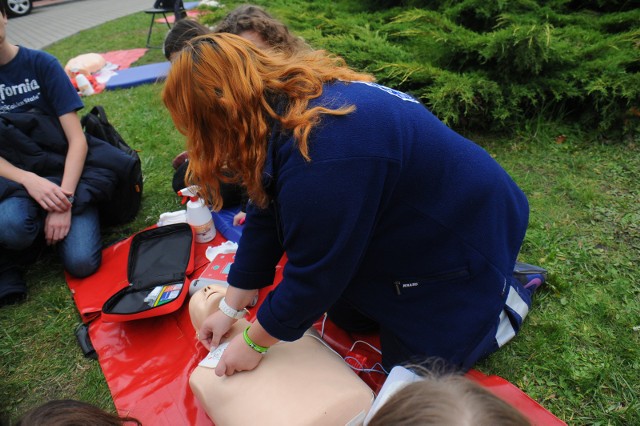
[0,196,102,278]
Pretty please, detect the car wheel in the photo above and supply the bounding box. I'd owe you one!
[4,0,33,17]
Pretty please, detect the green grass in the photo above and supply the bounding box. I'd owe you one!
[477,133,640,424]
[1,2,639,425]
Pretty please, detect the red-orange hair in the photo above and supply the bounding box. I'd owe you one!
[162,33,374,210]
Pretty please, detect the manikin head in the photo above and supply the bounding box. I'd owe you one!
[189,284,228,330]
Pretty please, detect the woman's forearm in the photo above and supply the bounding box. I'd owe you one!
[224,285,259,310]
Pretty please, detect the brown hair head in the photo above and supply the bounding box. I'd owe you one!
[163,18,211,60]
[162,33,374,210]
[368,372,531,426]
[213,4,308,55]
[16,399,141,426]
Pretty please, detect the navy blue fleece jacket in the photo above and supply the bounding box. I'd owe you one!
[228,81,529,366]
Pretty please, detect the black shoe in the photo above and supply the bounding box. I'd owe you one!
[0,267,27,307]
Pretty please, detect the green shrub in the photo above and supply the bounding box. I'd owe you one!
[201,0,638,135]
[364,3,638,133]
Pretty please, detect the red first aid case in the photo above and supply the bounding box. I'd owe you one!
[101,223,195,322]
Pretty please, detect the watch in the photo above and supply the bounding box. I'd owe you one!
[219,297,248,320]
[67,194,75,204]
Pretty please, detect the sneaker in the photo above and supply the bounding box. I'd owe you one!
[513,262,547,291]
[0,267,27,307]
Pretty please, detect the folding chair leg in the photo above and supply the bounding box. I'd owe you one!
[146,12,172,49]
[146,13,156,48]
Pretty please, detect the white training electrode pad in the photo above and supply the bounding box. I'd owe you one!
[198,342,230,369]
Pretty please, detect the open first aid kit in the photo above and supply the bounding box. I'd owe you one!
[101,223,195,322]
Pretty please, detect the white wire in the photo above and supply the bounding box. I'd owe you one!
[318,313,328,338]
[313,314,388,375]
[343,356,388,375]
[304,332,346,360]
[349,339,382,355]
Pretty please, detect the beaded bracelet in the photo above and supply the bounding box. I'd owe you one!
[243,326,269,354]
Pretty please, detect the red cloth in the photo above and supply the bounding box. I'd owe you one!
[66,231,564,425]
[155,10,204,24]
[100,48,148,70]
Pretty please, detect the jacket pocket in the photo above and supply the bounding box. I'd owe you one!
[393,266,470,296]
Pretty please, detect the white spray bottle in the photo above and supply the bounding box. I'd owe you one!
[71,68,95,96]
[179,186,216,243]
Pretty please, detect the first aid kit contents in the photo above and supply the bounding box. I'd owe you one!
[101,223,195,322]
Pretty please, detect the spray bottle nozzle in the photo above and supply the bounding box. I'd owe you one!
[177,185,199,205]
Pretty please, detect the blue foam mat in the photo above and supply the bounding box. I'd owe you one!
[105,62,171,90]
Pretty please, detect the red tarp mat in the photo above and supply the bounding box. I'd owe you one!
[155,10,205,24]
[66,230,565,425]
[100,48,148,71]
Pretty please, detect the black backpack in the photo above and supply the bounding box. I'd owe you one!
[81,106,143,226]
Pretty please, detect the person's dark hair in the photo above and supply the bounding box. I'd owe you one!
[368,370,531,426]
[0,2,7,17]
[164,18,210,60]
[213,4,308,54]
[16,399,142,426]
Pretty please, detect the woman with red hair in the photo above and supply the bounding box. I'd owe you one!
[163,33,534,376]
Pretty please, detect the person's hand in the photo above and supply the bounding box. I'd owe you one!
[22,173,72,212]
[233,211,246,226]
[44,210,72,245]
[215,332,264,376]
[197,310,237,350]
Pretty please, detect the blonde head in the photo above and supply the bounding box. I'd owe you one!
[162,33,374,210]
[368,372,531,426]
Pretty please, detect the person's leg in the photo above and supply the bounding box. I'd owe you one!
[0,196,44,253]
[461,277,534,371]
[58,206,102,278]
[0,197,44,305]
[172,160,188,193]
[174,0,187,20]
[377,329,412,372]
[327,297,379,333]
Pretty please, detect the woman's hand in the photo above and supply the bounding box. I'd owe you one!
[44,210,72,245]
[215,332,264,376]
[233,211,246,226]
[23,173,72,212]
[197,310,237,350]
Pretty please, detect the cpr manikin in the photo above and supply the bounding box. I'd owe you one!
[188,285,374,426]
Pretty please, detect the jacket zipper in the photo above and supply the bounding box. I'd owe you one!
[394,268,469,295]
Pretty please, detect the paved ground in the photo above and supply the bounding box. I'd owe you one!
[7,0,151,49]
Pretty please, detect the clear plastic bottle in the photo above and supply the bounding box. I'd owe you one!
[186,196,216,243]
[73,69,95,96]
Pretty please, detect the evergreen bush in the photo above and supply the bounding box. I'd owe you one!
[375,3,639,133]
[199,0,639,135]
